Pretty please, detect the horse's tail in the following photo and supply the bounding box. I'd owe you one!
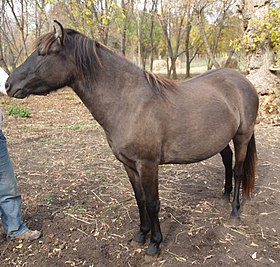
[243,133,257,197]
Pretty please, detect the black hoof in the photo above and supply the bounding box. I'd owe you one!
[146,242,160,256]
[133,230,148,244]
[222,192,230,202]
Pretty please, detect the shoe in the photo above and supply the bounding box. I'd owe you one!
[13,230,41,241]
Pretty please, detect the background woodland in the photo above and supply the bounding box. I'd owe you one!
[1,0,280,122]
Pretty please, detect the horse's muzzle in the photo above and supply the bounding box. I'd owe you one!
[5,82,27,99]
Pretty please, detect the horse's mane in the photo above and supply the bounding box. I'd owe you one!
[35,29,177,97]
[35,32,56,53]
[144,71,177,98]
[35,29,102,81]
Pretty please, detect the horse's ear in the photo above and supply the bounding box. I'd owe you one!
[53,20,64,46]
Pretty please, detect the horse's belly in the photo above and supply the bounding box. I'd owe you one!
[160,142,227,164]
[160,126,236,164]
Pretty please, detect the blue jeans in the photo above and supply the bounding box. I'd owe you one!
[0,130,28,237]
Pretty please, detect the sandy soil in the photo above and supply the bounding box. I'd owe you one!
[0,89,279,267]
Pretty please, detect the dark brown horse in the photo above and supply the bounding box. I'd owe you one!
[5,21,258,256]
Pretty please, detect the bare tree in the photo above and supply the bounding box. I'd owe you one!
[0,0,10,72]
[184,0,204,78]
[196,3,220,69]
[136,0,148,68]
[149,0,158,71]
[6,0,29,58]
[195,0,237,69]
[121,0,133,56]
[159,0,187,79]
[0,0,41,71]
[34,0,50,38]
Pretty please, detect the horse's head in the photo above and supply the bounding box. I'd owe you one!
[6,21,76,98]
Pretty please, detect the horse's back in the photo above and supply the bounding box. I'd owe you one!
[181,68,258,125]
[185,68,256,97]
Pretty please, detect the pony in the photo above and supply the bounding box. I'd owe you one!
[5,21,258,255]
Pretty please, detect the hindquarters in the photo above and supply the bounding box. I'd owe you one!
[207,69,259,218]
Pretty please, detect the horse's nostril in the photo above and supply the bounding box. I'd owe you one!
[5,82,10,91]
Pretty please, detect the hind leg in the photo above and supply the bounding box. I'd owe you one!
[220,145,233,201]
[231,134,251,218]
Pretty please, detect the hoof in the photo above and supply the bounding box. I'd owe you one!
[222,193,231,202]
[133,230,148,244]
[146,242,160,256]
[229,216,241,227]
[219,195,230,206]
[145,252,159,263]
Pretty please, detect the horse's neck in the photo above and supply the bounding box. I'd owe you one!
[73,48,145,131]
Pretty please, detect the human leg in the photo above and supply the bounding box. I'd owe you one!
[0,130,29,237]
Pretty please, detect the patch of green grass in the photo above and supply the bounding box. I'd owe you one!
[66,124,82,130]
[6,106,30,118]
[72,205,87,213]
[46,195,54,205]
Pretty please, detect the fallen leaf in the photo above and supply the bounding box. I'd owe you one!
[16,243,23,249]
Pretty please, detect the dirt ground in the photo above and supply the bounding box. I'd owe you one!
[0,89,279,267]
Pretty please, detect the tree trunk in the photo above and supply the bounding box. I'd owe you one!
[239,0,279,94]
[185,18,192,78]
[121,0,127,56]
[197,9,220,69]
[170,57,177,79]
[149,0,158,72]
